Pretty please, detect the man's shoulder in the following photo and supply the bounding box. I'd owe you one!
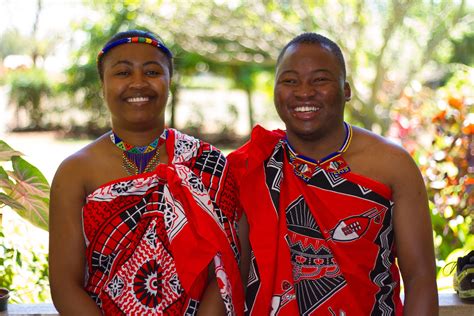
[348,126,418,184]
[229,125,285,158]
[352,126,408,156]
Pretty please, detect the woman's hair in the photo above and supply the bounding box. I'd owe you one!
[97,29,173,81]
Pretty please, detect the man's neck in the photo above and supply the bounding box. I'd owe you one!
[286,124,347,162]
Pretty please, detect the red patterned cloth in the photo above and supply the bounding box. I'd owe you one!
[82,129,243,315]
[228,125,403,316]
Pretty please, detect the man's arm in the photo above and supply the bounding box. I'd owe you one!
[49,157,102,316]
[238,213,251,293]
[390,147,438,316]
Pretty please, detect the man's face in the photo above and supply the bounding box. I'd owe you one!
[274,43,350,142]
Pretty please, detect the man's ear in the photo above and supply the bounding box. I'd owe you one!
[344,81,351,102]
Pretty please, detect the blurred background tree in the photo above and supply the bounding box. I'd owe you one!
[1,0,57,130]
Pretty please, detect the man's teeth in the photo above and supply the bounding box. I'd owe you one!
[127,96,149,103]
[294,106,319,112]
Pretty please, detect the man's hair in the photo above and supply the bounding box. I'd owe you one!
[97,29,173,81]
[276,32,346,79]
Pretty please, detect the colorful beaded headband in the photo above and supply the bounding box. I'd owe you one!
[97,36,173,62]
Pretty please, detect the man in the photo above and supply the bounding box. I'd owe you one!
[229,33,438,315]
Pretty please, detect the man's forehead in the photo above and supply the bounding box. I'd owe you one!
[285,42,334,57]
[276,42,346,80]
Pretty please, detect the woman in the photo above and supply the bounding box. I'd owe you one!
[49,29,243,315]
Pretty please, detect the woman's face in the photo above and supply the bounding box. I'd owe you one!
[101,43,170,131]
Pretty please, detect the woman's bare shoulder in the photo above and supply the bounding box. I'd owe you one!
[53,133,112,181]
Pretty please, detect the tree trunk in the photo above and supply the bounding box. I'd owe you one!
[245,87,254,132]
[169,83,180,128]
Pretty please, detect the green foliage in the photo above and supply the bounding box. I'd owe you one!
[0,28,32,60]
[62,0,473,134]
[59,0,146,130]
[0,226,50,303]
[7,68,52,129]
[388,66,473,273]
[0,140,51,302]
[0,140,50,231]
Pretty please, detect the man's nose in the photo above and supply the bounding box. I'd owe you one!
[294,83,315,98]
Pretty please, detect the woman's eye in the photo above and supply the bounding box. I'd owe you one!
[115,71,129,76]
[282,79,297,84]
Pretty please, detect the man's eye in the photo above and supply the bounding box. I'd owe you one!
[282,79,297,84]
[146,70,160,76]
[314,77,329,82]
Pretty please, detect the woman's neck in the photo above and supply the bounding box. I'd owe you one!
[111,125,166,147]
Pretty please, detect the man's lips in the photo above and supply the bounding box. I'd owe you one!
[293,105,321,113]
[288,105,322,120]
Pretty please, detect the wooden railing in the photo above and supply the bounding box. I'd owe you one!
[0,292,472,315]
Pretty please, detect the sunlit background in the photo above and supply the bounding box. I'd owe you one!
[0,0,472,304]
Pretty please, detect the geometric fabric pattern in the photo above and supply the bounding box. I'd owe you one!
[83,129,242,315]
[229,125,403,316]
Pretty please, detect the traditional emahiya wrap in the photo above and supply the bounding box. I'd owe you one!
[82,129,243,315]
[228,125,403,316]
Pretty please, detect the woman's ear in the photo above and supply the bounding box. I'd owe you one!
[344,81,351,102]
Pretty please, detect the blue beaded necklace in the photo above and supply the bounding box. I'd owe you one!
[110,129,168,175]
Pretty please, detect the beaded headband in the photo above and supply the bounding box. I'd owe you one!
[97,36,173,62]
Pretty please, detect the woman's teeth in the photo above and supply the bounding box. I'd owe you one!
[127,96,149,103]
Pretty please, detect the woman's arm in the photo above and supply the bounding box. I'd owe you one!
[197,273,226,316]
[49,158,102,315]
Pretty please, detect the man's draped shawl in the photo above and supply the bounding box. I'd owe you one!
[228,125,403,316]
[82,129,244,315]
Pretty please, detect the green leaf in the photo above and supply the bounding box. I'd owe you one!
[7,156,50,231]
[11,156,49,193]
[0,166,14,194]
[0,140,23,161]
[0,192,26,211]
[12,194,49,231]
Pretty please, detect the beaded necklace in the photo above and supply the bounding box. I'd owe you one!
[110,129,168,175]
[285,122,352,181]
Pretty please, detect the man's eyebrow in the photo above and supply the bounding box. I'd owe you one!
[278,69,332,75]
[278,69,298,76]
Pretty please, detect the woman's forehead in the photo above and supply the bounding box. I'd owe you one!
[104,43,167,60]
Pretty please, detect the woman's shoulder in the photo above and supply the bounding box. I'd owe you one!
[61,134,111,166]
[53,133,115,183]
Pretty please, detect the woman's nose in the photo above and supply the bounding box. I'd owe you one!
[129,72,148,88]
